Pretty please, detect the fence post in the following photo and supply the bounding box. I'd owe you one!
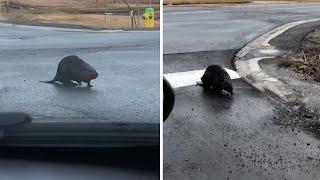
[130,10,134,30]
[6,1,9,13]
[137,0,140,28]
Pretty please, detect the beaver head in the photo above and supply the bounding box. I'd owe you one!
[78,65,98,81]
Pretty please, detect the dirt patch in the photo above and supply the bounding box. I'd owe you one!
[1,10,160,30]
[259,57,320,137]
[261,58,320,119]
[307,28,320,44]
[278,28,320,83]
[0,0,160,30]
[259,24,320,136]
[271,97,320,137]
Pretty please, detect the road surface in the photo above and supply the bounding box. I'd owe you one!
[0,26,160,124]
[164,3,320,54]
[164,3,320,180]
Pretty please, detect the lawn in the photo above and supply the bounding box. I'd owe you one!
[1,0,160,30]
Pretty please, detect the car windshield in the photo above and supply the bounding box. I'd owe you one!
[0,0,160,147]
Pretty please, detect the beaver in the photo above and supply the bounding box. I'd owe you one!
[40,55,98,87]
[197,65,233,95]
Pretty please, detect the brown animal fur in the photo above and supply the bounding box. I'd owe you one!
[198,65,233,95]
[40,55,98,87]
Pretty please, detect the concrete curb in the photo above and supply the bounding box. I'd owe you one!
[234,18,320,102]
[0,22,123,32]
[0,22,160,33]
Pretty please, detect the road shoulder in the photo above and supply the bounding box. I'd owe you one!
[234,19,320,102]
[234,19,320,134]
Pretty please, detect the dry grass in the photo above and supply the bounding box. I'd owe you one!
[8,0,159,9]
[1,11,139,29]
[280,45,320,82]
[278,28,320,82]
[1,0,159,30]
[1,9,160,29]
[307,34,320,44]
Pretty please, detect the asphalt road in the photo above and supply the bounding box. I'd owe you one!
[164,3,320,180]
[0,25,160,123]
[164,3,320,54]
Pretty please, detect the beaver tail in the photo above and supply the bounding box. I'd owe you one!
[39,66,61,83]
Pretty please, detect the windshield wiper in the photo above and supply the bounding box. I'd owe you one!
[0,113,159,147]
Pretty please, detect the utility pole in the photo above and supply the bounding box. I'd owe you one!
[104,0,107,30]
[104,12,107,30]
[6,1,9,13]
[137,0,140,28]
[130,9,134,30]
[121,0,137,28]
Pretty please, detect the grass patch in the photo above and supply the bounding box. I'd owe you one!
[7,0,160,10]
[279,29,320,82]
[1,0,159,30]
[281,45,320,81]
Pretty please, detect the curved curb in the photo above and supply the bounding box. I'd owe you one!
[234,18,320,102]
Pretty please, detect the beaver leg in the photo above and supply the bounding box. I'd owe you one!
[62,80,77,87]
[76,81,82,86]
[87,80,93,87]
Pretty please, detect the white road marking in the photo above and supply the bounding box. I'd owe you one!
[164,68,240,89]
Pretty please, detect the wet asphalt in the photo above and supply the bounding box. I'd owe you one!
[164,3,320,54]
[0,26,160,123]
[164,3,320,180]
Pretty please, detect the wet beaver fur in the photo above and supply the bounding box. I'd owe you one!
[198,65,233,95]
[40,55,98,87]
